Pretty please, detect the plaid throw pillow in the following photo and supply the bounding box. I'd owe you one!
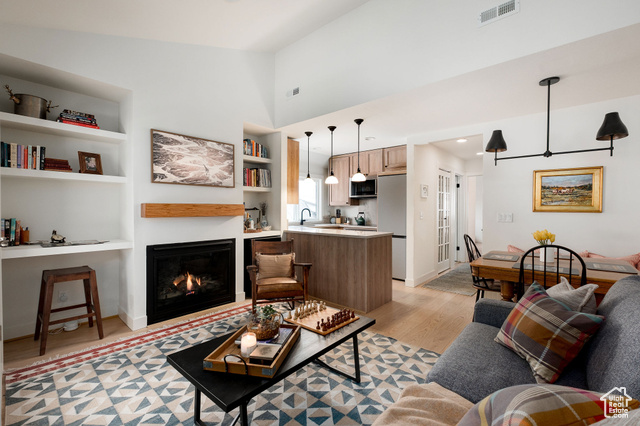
[458,384,640,426]
[495,282,604,383]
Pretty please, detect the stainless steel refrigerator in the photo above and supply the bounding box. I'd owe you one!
[377,174,406,280]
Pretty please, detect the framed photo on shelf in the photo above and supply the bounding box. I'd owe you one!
[78,151,103,175]
[151,129,235,188]
[533,166,603,213]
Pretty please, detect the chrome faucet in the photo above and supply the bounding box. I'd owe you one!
[300,208,311,225]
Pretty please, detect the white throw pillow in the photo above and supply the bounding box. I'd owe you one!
[547,277,598,314]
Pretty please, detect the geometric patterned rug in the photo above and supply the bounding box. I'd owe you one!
[4,303,440,425]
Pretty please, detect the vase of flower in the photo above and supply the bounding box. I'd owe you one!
[533,229,556,263]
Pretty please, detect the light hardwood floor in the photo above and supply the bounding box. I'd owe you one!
[4,270,499,371]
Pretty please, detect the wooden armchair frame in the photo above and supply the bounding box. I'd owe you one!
[247,239,311,310]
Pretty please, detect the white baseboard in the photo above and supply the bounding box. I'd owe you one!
[236,291,246,302]
[118,308,146,331]
[406,270,437,288]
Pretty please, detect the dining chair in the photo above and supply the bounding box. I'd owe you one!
[247,239,311,310]
[517,244,587,298]
[464,234,501,302]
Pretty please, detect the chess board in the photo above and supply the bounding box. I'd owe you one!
[285,305,359,336]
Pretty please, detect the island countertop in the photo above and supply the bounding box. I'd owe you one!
[286,225,392,238]
[283,227,392,312]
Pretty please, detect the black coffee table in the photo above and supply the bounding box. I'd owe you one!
[166,315,375,425]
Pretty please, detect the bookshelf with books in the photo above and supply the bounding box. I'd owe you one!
[0,56,134,343]
[242,125,285,235]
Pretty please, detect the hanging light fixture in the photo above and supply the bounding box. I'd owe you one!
[351,118,366,182]
[325,126,338,185]
[486,76,630,166]
[304,131,312,181]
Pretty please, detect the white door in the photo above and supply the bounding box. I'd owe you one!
[437,169,452,273]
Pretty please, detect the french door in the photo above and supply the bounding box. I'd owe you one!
[437,169,452,273]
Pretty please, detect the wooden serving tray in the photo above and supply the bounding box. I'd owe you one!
[285,306,359,336]
[203,324,300,378]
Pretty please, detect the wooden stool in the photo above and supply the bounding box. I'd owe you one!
[34,266,104,356]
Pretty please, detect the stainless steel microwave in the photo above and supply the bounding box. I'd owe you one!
[349,177,377,198]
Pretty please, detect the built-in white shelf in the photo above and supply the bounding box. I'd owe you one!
[242,155,272,164]
[243,186,271,192]
[243,230,282,239]
[0,167,127,184]
[1,239,133,259]
[0,111,126,144]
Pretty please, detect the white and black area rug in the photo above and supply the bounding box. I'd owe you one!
[4,304,440,425]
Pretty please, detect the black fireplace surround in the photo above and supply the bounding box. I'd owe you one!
[146,239,235,325]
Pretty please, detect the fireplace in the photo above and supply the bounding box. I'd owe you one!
[146,239,235,325]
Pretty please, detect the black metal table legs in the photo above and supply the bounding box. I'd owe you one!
[313,334,361,383]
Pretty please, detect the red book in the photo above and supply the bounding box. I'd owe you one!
[56,118,100,129]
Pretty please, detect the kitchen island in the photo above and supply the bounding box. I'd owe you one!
[283,226,392,312]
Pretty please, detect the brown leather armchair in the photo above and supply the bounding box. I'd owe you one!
[247,239,311,310]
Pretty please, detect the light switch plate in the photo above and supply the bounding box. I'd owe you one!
[421,184,428,198]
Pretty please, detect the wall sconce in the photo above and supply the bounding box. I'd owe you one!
[486,76,630,166]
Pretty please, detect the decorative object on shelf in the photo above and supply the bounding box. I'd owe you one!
[259,202,268,228]
[151,129,234,187]
[247,305,282,341]
[50,230,66,244]
[57,109,99,129]
[78,151,103,175]
[486,77,630,166]
[533,166,603,213]
[4,84,57,119]
[533,229,556,263]
[304,131,312,181]
[351,118,366,182]
[325,125,338,185]
[240,332,257,358]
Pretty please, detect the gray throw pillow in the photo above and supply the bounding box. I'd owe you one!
[546,277,598,314]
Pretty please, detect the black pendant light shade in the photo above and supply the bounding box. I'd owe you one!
[305,131,312,180]
[485,130,508,152]
[596,112,629,141]
[351,118,366,182]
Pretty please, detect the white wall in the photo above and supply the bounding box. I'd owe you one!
[482,96,640,256]
[409,95,640,264]
[0,24,275,336]
[406,143,466,287]
[274,0,640,127]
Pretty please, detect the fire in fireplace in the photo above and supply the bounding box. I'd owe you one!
[147,239,235,324]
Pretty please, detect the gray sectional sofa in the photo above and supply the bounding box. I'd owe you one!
[427,275,640,403]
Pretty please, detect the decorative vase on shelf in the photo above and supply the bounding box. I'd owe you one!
[260,216,268,229]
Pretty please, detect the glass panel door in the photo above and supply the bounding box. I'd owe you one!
[437,169,451,273]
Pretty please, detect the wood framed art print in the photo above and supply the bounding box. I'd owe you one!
[151,129,235,188]
[533,166,603,213]
[78,151,103,175]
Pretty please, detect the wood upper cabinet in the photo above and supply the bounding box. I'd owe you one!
[383,145,407,172]
[349,149,383,177]
[367,149,384,176]
[329,155,353,206]
[287,138,299,204]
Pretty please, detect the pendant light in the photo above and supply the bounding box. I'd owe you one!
[304,131,312,181]
[325,126,338,184]
[486,76,630,166]
[351,118,366,182]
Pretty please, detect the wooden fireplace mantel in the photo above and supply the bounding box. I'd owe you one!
[141,203,245,218]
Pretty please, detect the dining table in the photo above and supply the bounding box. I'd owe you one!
[470,250,638,302]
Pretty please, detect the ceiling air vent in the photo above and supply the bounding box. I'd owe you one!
[478,0,520,27]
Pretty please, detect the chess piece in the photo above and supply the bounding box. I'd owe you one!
[316,321,320,330]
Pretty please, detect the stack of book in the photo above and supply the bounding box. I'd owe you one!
[0,142,46,169]
[44,158,72,172]
[1,218,25,246]
[243,167,271,188]
[56,109,100,129]
[243,139,268,158]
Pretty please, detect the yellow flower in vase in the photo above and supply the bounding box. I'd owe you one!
[533,229,556,246]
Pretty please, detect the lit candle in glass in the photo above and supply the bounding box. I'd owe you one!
[240,332,257,358]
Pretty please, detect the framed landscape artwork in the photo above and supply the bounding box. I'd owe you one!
[533,166,603,212]
[151,129,235,188]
